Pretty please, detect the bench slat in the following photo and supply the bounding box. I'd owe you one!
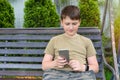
[0,71,43,76]
[0,42,47,48]
[0,48,102,55]
[0,70,103,79]
[0,49,44,54]
[0,57,43,62]
[0,35,53,40]
[0,34,101,41]
[0,28,100,34]
[0,41,101,48]
[0,57,102,63]
[0,64,41,69]
[0,71,104,79]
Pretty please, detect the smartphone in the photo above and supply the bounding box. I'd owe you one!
[59,49,69,62]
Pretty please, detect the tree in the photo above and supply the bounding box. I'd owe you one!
[24,0,60,28]
[0,0,15,28]
[79,0,100,27]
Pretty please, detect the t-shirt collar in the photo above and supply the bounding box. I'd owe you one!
[63,33,79,39]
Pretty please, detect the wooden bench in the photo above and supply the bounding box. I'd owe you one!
[0,27,109,79]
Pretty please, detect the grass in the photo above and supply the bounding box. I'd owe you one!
[105,67,113,80]
[104,54,114,80]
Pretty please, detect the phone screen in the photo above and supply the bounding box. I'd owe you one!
[59,49,69,62]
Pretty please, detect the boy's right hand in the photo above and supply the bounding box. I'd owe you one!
[55,56,68,68]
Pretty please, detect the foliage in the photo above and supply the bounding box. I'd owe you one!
[0,0,15,28]
[98,0,105,6]
[102,34,111,47]
[104,66,113,80]
[79,0,100,27]
[24,0,60,28]
[102,34,113,80]
[114,6,120,51]
[61,0,69,3]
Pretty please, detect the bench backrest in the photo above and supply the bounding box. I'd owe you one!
[0,27,104,79]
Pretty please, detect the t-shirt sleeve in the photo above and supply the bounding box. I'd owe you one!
[44,37,55,56]
[86,39,97,57]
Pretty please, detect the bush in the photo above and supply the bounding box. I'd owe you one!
[24,0,60,28]
[79,0,100,27]
[0,0,15,28]
[114,6,120,50]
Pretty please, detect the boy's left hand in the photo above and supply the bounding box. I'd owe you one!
[69,60,84,71]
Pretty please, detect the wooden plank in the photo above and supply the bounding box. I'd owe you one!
[0,35,54,40]
[0,64,41,69]
[0,56,101,63]
[0,57,43,62]
[0,70,103,78]
[0,70,43,76]
[0,41,101,48]
[0,49,101,56]
[0,49,44,54]
[93,41,102,48]
[0,34,101,41]
[95,72,104,79]
[0,44,102,55]
[0,65,103,78]
[0,42,47,48]
[96,49,102,55]
[0,28,100,34]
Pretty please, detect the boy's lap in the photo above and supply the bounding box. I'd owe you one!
[43,69,96,80]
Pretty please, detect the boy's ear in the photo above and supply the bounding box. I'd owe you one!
[60,20,63,27]
[79,19,81,23]
[79,19,81,25]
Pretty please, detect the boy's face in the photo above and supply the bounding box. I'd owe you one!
[61,16,80,36]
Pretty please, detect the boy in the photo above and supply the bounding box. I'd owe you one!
[42,5,99,80]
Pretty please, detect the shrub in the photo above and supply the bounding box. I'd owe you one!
[114,6,120,50]
[0,0,15,28]
[24,0,60,28]
[79,0,100,27]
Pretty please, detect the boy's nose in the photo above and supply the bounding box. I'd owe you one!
[69,25,74,29]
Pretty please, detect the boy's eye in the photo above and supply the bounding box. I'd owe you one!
[72,23,77,25]
[65,23,70,25]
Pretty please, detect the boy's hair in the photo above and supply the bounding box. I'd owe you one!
[61,5,80,20]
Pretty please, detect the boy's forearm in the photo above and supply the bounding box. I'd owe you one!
[88,64,99,73]
[42,60,57,70]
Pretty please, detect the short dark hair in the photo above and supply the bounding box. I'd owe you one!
[61,5,80,20]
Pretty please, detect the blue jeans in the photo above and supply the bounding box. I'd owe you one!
[43,69,96,80]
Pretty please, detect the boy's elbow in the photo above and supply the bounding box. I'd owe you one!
[42,62,45,71]
[95,65,99,73]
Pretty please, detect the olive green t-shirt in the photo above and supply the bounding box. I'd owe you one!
[44,33,96,71]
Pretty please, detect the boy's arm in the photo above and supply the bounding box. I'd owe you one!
[87,55,99,73]
[42,54,57,70]
[42,54,68,70]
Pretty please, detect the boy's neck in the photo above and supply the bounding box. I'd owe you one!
[64,33,77,38]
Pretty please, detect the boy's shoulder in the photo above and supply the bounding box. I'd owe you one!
[78,34,91,42]
[50,34,64,40]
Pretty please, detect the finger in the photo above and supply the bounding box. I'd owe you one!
[58,65,64,68]
[69,61,75,66]
[69,60,76,64]
[58,56,65,60]
[58,58,67,63]
[73,68,79,71]
[57,61,68,66]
